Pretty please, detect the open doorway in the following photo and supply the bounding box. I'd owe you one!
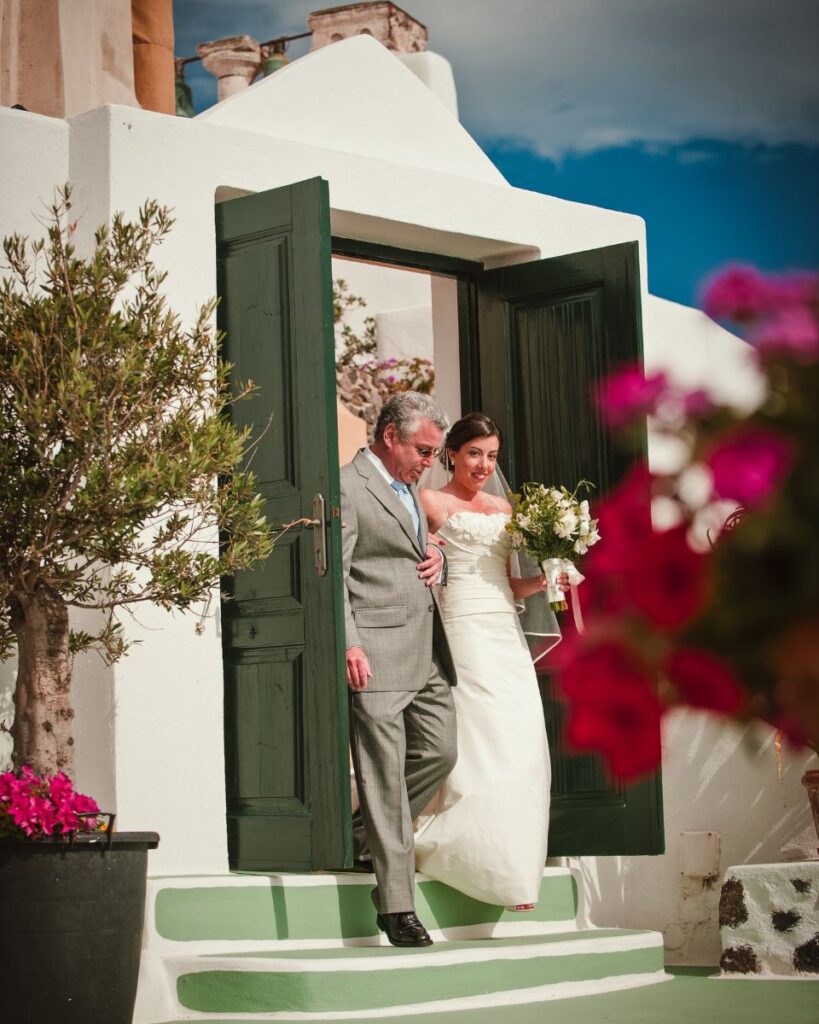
[217,180,660,872]
[331,255,462,464]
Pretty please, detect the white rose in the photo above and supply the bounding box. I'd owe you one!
[555,509,578,538]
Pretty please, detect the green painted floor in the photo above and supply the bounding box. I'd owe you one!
[161,967,818,1024]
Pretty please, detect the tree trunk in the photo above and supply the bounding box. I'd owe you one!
[10,583,75,777]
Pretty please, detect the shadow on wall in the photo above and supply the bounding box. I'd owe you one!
[571,708,815,965]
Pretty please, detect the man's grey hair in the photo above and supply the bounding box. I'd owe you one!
[374,392,449,442]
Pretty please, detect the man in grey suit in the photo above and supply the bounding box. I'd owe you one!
[341,391,457,948]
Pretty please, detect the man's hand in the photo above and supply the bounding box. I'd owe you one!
[346,646,372,691]
[417,543,445,587]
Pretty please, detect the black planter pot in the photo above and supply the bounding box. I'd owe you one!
[0,830,160,1024]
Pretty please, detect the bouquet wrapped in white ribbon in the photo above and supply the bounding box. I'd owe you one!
[506,481,601,611]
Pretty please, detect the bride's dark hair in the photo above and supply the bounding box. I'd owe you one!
[441,412,503,469]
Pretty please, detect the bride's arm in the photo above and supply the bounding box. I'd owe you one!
[419,488,446,534]
[508,564,569,600]
[508,569,549,601]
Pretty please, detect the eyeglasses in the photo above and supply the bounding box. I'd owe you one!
[410,444,440,460]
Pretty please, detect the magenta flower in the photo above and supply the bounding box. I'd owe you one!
[598,366,669,427]
[681,388,714,417]
[48,771,74,802]
[32,796,59,836]
[0,766,102,840]
[705,427,794,508]
[770,271,819,307]
[664,648,745,714]
[701,264,776,322]
[750,306,819,363]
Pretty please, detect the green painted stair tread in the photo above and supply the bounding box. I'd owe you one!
[176,941,664,1013]
[154,871,578,941]
[198,928,654,959]
[155,967,819,1024]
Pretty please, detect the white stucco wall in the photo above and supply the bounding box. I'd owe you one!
[398,51,459,119]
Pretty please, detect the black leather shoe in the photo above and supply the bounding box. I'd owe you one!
[376,911,433,947]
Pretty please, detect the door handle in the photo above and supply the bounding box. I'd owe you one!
[309,493,327,576]
[272,496,329,575]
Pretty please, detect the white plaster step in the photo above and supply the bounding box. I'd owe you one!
[144,868,581,954]
[168,928,667,1018]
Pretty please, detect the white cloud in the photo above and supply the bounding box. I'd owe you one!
[174,0,819,158]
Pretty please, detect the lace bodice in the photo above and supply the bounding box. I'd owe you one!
[438,511,515,617]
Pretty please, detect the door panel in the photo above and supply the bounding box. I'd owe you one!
[474,242,664,856]
[216,179,351,871]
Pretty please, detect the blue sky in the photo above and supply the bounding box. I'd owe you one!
[173,0,819,306]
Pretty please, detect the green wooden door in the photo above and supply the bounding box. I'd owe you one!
[474,242,664,856]
[216,179,351,871]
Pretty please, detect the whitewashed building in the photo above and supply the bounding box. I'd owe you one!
[0,7,813,1019]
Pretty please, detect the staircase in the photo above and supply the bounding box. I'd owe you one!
[135,868,668,1022]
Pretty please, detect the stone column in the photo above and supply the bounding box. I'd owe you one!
[196,35,261,103]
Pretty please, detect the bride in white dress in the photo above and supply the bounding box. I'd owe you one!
[414,412,561,910]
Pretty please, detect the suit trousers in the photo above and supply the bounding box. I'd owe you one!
[349,657,457,914]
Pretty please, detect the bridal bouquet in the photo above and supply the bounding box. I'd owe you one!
[506,482,600,611]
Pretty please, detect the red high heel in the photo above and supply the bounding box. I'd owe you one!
[507,903,535,912]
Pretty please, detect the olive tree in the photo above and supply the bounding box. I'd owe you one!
[0,190,271,775]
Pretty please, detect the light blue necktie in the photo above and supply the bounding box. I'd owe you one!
[391,480,421,542]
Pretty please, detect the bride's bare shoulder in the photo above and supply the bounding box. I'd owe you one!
[418,487,439,513]
[419,487,447,531]
[489,494,513,514]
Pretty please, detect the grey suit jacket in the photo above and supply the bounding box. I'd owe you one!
[340,449,457,692]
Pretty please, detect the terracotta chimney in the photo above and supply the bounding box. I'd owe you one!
[132,0,175,115]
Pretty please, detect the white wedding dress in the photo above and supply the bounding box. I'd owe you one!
[414,509,551,907]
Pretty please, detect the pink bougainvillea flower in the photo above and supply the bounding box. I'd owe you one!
[627,525,709,629]
[700,264,776,322]
[705,427,794,508]
[597,366,669,427]
[769,271,819,308]
[566,682,664,779]
[555,637,663,778]
[663,648,745,714]
[681,388,714,417]
[554,638,639,698]
[750,306,819,364]
[587,463,654,575]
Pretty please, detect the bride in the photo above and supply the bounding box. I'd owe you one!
[414,412,561,910]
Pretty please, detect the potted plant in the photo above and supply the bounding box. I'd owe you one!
[0,189,271,1022]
